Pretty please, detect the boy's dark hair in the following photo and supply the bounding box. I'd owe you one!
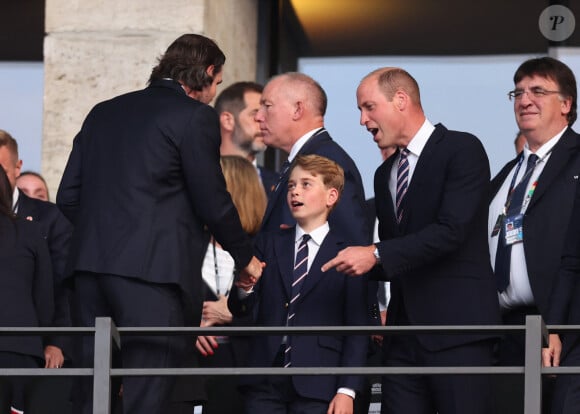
[290,154,344,212]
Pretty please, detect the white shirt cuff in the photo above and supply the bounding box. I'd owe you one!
[337,387,356,399]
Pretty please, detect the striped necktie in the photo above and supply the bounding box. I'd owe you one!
[284,234,311,367]
[396,149,410,223]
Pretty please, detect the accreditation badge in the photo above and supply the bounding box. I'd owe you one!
[504,213,524,245]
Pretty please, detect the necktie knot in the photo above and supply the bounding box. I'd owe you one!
[300,234,311,245]
[526,154,539,170]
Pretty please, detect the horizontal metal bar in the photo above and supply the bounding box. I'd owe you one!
[113,325,529,336]
[9,323,579,336]
[108,366,526,376]
[0,368,93,376]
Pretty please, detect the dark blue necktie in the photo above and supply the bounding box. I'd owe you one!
[273,159,291,193]
[396,149,410,223]
[495,154,539,292]
[284,234,311,367]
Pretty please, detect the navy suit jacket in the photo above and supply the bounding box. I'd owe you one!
[374,124,501,351]
[258,165,278,196]
[0,216,54,360]
[57,79,255,325]
[229,227,368,403]
[260,129,370,245]
[17,191,74,357]
[491,127,580,324]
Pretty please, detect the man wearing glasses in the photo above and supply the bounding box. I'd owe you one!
[489,57,580,413]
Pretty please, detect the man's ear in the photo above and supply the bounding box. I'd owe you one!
[15,159,22,178]
[292,101,304,121]
[206,65,215,78]
[220,111,235,132]
[393,90,408,111]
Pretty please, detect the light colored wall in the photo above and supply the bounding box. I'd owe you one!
[42,0,257,196]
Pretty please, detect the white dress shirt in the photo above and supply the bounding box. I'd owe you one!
[389,119,435,209]
[488,126,566,310]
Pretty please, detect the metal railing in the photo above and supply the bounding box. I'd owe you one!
[1,315,579,414]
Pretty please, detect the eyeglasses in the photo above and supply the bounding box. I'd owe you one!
[507,87,562,101]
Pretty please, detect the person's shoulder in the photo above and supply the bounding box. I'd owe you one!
[19,193,67,222]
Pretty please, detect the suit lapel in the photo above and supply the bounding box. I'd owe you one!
[16,192,37,219]
[375,155,398,235]
[274,230,295,299]
[298,230,343,300]
[491,158,519,200]
[398,124,445,228]
[527,128,579,210]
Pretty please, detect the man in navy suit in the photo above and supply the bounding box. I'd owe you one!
[323,67,501,414]
[496,58,580,414]
[255,72,370,245]
[56,34,263,414]
[231,154,368,414]
[214,81,278,192]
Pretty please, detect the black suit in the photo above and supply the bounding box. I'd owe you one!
[57,79,255,414]
[0,216,54,412]
[490,128,580,414]
[261,128,371,245]
[374,124,500,414]
[17,191,73,356]
[539,130,580,414]
[491,128,580,323]
[16,191,75,414]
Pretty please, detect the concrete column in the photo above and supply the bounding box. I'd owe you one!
[43,0,258,194]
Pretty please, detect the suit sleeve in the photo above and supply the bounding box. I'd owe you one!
[338,270,369,392]
[376,136,490,278]
[31,229,55,331]
[547,181,580,324]
[56,130,84,225]
[45,208,74,355]
[181,105,254,270]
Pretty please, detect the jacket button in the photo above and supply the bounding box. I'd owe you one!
[285,302,289,308]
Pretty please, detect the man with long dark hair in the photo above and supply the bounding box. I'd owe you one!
[57,34,263,414]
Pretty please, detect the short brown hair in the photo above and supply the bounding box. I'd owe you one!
[290,154,344,211]
[0,129,19,165]
[214,81,263,116]
[220,155,267,236]
[366,67,421,106]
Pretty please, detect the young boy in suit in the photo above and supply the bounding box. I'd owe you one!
[230,154,369,414]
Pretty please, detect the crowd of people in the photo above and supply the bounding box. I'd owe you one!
[2,32,580,414]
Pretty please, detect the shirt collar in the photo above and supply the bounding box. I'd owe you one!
[523,125,567,159]
[288,127,325,162]
[405,119,435,157]
[295,222,330,246]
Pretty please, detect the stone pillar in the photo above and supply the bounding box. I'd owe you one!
[43,0,258,195]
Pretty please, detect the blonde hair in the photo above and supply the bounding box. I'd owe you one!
[220,156,267,236]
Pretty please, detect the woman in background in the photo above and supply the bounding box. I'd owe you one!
[170,155,267,413]
[0,167,54,414]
